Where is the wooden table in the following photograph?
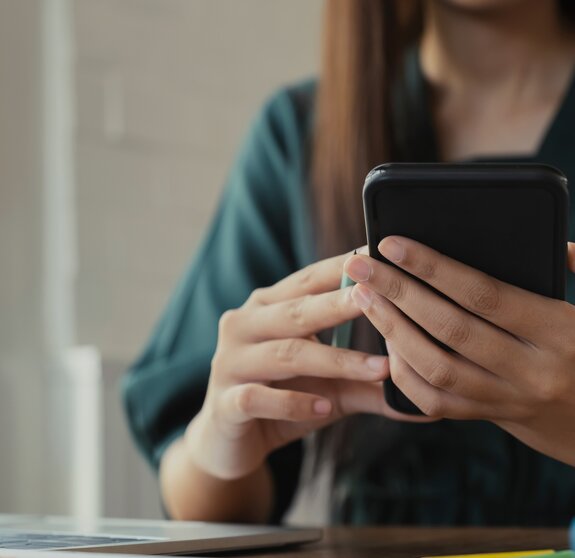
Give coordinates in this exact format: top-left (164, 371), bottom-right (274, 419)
top-left (252, 528), bottom-right (569, 558)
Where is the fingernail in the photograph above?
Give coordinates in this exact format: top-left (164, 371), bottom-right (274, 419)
top-left (366, 356), bottom-right (386, 374)
top-left (379, 238), bottom-right (404, 263)
top-left (345, 257), bottom-right (372, 282)
top-left (351, 284), bottom-right (373, 310)
top-left (313, 399), bottom-right (332, 415)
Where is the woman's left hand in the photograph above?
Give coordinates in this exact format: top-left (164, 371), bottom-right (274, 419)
top-left (344, 236), bottom-right (575, 467)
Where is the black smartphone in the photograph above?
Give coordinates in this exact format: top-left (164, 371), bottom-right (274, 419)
top-left (363, 163), bottom-right (569, 415)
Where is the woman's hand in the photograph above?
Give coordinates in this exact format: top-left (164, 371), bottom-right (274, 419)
top-left (344, 236), bottom-right (575, 467)
top-left (184, 251), bottom-right (430, 483)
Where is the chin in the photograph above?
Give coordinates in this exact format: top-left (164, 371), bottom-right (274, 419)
top-left (438, 0), bottom-right (531, 12)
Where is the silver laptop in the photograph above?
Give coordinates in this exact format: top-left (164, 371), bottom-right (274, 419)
top-left (0, 516), bottom-right (321, 554)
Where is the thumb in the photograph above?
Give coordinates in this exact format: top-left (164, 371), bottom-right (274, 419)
top-left (568, 242), bottom-right (575, 273)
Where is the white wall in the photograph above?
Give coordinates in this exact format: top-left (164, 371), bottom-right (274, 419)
top-left (0, 0), bottom-right (50, 513)
top-left (0, 0), bottom-right (78, 516)
top-left (74, 0), bottom-right (322, 362)
top-left (72, 0), bottom-right (322, 518)
top-left (0, 0), bottom-right (322, 518)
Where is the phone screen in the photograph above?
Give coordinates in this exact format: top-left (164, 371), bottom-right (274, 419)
top-left (373, 185), bottom-right (556, 297)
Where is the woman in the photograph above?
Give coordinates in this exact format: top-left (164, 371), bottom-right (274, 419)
top-left (123, 0), bottom-right (575, 526)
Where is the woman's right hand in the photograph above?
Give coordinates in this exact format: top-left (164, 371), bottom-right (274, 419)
top-left (183, 251), bottom-right (430, 482)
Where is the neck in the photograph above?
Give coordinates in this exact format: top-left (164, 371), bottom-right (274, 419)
top-left (420, 0), bottom-right (573, 90)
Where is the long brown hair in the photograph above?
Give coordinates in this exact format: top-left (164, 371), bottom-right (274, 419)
top-left (312, 0), bottom-right (575, 259)
top-left (309, 0), bottom-right (575, 500)
top-left (312, 0), bottom-right (422, 258)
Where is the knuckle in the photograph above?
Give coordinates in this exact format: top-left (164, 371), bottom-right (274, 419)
top-left (388, 358), bottom-right (446, 418)
top-left (330, 388), bottom-right (346, 418)
top-left (329, 290), bottom-right (344, 313)
top-left (281, 392), bottom-right (301, 420)
top-left (210, 352), bottom-right (224, 376)
top-left (211, 341), bottom-right (246, 383)
top-left (389, 367), bottom-right (402, 387)
top-left (236, 385), bottom-right (256, 416)
top-left (296, 265), bottom-right (315, 288)
top-left (218, 309), bottom-right (239, 336)
top-left (427, 360), bottom-right (457, 389)
top-left (464, 278), bottom-right (502, 315)
top-left (247, 287), bottom-right (268, 306)
top-left (419, 395), bottom-right (445, 418)
top-left (275, 338), bottom-right (304, 365)
top-left (287, 296), bottom-right (309, 327)
top-left (382, 275), bottom-right (406, 301)
top-left (506, 400), bottom-right (535, 422)
top-left (333, 349), bottom-right (348, 371)
top-left (534, 373), bottom-right (567, 404)
top-left (389, 356), bottom-right (407, 384)
top-left (378, 316), bottom-right (395, 338)
top-left (435, 314), bottom-right (471, 347)
top-left (417, 260), bottom-right (437, 281)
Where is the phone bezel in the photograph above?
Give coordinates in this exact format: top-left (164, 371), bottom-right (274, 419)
top-left (362, 162), bottom-right (569, 415)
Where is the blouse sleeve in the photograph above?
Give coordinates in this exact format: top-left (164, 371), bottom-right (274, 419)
top-left (122, 85), bottom-right (314, 523)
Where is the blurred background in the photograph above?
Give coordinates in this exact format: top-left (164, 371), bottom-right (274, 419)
top-left (0, 0), bottom-right (321, 519)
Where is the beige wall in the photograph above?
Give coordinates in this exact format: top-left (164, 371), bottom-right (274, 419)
top-left (0, 0), bottom-right (322, 519)
top-left (0, 0), bottom-right (53, 514)
top-left (74, 0), bottom-right (323, 363)
top-left (72, 0), bottom-right (323, 517)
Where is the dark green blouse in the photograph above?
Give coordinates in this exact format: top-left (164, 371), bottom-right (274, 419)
top-left (123, 70), bottom-right (575, 525)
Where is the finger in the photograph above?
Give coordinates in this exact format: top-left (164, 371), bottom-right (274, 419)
top-left (334, 378), bottom-right (438, 423)
top-left (241, 286), bottom-right (362, 341)
top-left (388, 347), bottom-right (492, 420)
top-left (246, 248), bottom-right (364, 308)
top-left (351, 285), bottom-right (511, 398)
top-left (278, 376), bottom-right (436, 424)
top-left (374, 236), bottom-right (561, 343)
top-left (225, 383), bottom-right (333, 424)
top-left (568, 242), bottom-right (575, 274)
top-left (233, 339), bottom-right (389, 383)
top-left (346, 256), bottom-right (531, 378)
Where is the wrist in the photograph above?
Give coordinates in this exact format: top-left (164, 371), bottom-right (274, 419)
top-left (181, 408), bottom-right (216, 473)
